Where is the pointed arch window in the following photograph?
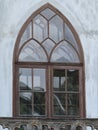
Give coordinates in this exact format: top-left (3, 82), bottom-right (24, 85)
top-left (13, 4), bottom-right (85, 118)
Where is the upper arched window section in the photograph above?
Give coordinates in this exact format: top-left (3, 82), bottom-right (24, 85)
top-left (15, 4), bottom-right (83, 64)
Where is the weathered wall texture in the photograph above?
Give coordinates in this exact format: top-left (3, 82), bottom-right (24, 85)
top-left (0, 0), bottom-right (98, 118)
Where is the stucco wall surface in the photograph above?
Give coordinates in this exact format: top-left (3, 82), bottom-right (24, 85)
top-left (0, 0), bottom-right (98, 118)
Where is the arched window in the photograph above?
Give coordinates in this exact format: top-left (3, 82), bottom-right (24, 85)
top-left (13, 4), bottom-right (85, 118)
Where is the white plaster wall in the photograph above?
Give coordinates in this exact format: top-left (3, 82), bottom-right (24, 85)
top-left (0, 0), bottom-right (98, 118)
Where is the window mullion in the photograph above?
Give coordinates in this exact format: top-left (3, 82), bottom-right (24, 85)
top-left (48, 65), bottom-right (52, 117)
top-left (32, 68), bottom-right (34, 116)
top-left (65, 69), bottom-right (68, 115)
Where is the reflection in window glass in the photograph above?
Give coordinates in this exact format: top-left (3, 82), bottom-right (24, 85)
top-left (34, 92), bottom-right (45, 115)
top-left (53, 69), bottom-right (66, 91)
top-left (19, 40), bottom-right (47, 62)
top-left (41, 8), bottom-right (55, 20)
top-left (42, 39), bottom-right (55, 55)
top-left (68, 93), bottom-right (79, 115)
top-left (51, 41), bottom-right (79, 63)
top-left (33, 69), bottom-right (46, 91)
top-left (49, 16), bottom-right (63, 43)
top-left (54, 93), bottom-right (66, 115)
top-left (19, 22), bottom-right (32, 49)
top-left (53, 69), bottom-right (79, 116)
top-left (64, 23), bottom-right (79, 51)
top-left (33, 15), bottom-right (48, 42)
top-left (20, 92), bottom-right (32, 115)
top-left (33, 69), bottom-right (46, 116)
top-left (67, 70), bottom-right (79, 91)
top-left (19, 68), bottom-right (32, 90)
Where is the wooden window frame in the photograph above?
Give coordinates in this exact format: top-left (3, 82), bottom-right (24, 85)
top-left (13, 3), bottom-right (85, 118)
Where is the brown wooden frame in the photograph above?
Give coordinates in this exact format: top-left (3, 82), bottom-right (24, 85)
top-left (13, 3), bottom-right (85, 118)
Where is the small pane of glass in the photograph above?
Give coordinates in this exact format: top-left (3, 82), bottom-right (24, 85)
top-left (54, 93), bottom-right (66, 115)
top-left (51, 41), bottom-right (79, 63)
top-left (19, 68), bottom-right (32, 90)
top-left (19, 40), bottom-right (47, 62)
top-left (67, 93), bottom-right (79, 115)
top-left (33, 69), bottom-right (46, 92)
top-left (68, 93), bottom-right (79, 106)
top-left (42, 39), bottom-right (55, 55)
top-left (20, 92), bottom-right (32, 115)
top-left (53, 69), bottom-right (66, 91)
top-left (19, 22), bottom-right (32, 49)
top-left (33, 15), bottom-right (48, 42)
top-left (68, 106), bottom-right (79, 115)
top-left (34, 92), bottom-right (45, 116)
top-left (67, 70), bottom-right (79, 91)
top-left (41, 8), bottom-right (55, 20)
top-left (64, 23), bottom-right (79, 51)
top-left (49, 16), bottom-right (64, 43)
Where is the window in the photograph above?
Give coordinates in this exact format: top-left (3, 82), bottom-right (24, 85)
top-left (13, 4), bottom-right (85, 118)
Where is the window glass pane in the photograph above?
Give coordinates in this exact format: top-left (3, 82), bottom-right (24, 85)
top-left (68, 106), bottom-right (79, 115)
top-left (41, 8), bottom-right (55, 20)
top-left (33, 15), bottom-right (48, 42)
top-left (49, 16), bottom-right (64, 43)
top-left (33, 69), bottom-right (46, 92)
top-left (53, 93), bottom-right (66, 115)
top-left (64, 23), bottom-right (79, 51)
top-left (42, 39), bottom-right (55, 55)
top-left (19, 22), bottom-right (32, 49)
top-left (51, 41), bottom-right (80, 63)
top-left (19, 68), bottom-right (32, 90)
top-left (20, 92), bottom-right (32, 115)
top-left (67, 70), bottom-right (79, 91)
top-left (19, 40), bottom-right (47, 62)
top-left (67, 93), bottom-right (79, 115)
top-left (34, 92), bottom-right (45, 116)
top-left (53, 69), bottom-right (66, 91)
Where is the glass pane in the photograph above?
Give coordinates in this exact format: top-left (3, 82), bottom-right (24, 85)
top-left (67, 70), bottom-right (79, 91)
top-left (64, 23), bottom-right (79, 51)
top-left (51, 41), bottom-right (80, 63)
top-left (42, 39), bottom-right (55, 55)
top-left (33, 69), bottom-right (46, 92)
top-left (54, 93), bottom-right (66, 115)
top-left (34, 92), bottom-right (45, 116)
top-left (19, 40), bottom-right (47, 62)
top-left (68, 93), bottom-right (79, 106)
top-left (68, 106), bottom-right (79, 115)
top-left (33, 15), bottom-right (48, 42)
top-left (20, 92), bottom-right (32, 115)
top-left (49, 16), bottom-right (64, 42)
top-left (53, 69), bottom-right (66, 91)
top-left (67, 93), bottom-right (79, 115)
top-left (41, 8), bottom-right (55, 20)
top-left (19, 68), bottom-right (32, 90)
top-left (19, 22), bottom-right (32, 49)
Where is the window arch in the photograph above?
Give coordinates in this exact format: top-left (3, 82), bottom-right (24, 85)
top-left (13, 3), bottom-right (85, 118)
